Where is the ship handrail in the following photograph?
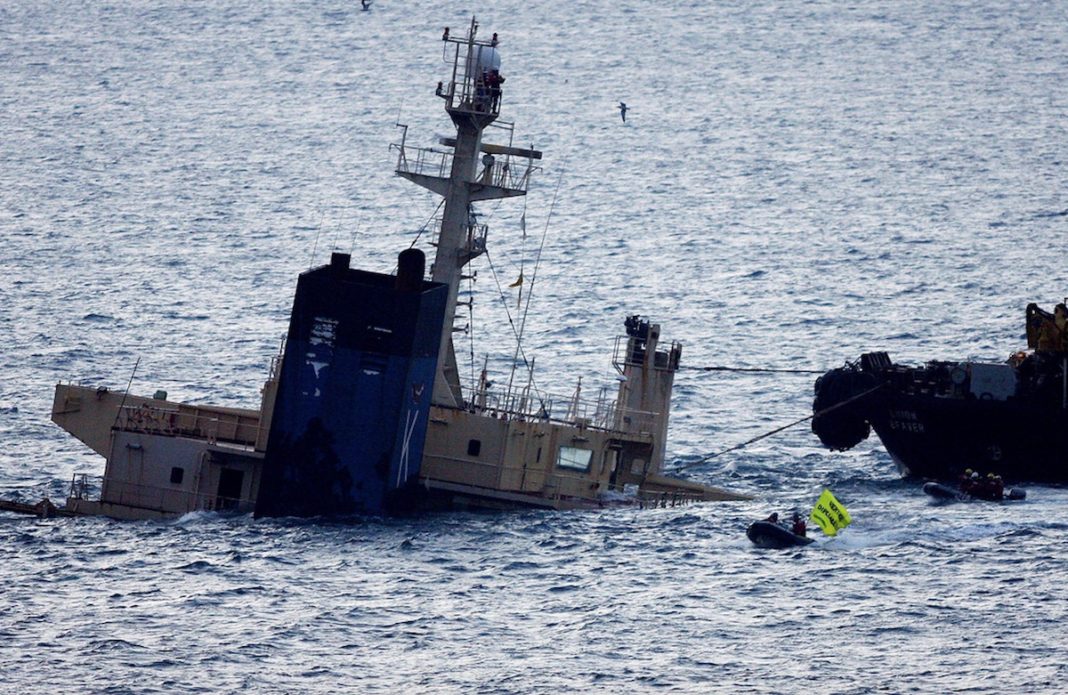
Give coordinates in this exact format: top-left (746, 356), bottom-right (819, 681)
top-left (422, 454), bottom-right (695, 501)
top-left (115, 402), bottom-right (261, 446)
top-left (426, 216), bottom-right (487, 261)
top-left (611, 334), bottom-right (683, 372)
top-left (392, 141), bottom-right (538, 193)
top-left (439, 26), bottom-right (504, 116)
top-left (97, 477), bottom-right (257, 515)
top-left (391, 143), bottom-right (451, 180)
top-left (267, 337), bottom-right (286, 380)
top-left (68, 472), bottom-right (101, 501)
top-left (458, 381), bottom-right (659, 434)
top-left (636, 489), bottom-right (707, 508)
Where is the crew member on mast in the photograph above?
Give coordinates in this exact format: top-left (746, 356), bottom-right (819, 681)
top-left (487, 69), bottom-right (504, 111)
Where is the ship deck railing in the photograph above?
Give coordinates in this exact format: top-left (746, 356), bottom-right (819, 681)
top-left (68, 473), bottom-right (256, 515)
top-left (391, 142), bottom-right (535, 193)
top-left (68, 472), bottom-right (99, 501)
top-left (114, 403), bottom-right (261, 447)
top-left (462, 382), bottom-right (660, 436)
top-left (420, 462), bottom-right (710, 510)
top-left (420, 458), bottom-right (705, 508)
top-left (437, 76), bottom-right (502, 117)
top-left (636, 489), bottom-right (709, 508)
top-left (611, 335), bottom-right (683, 372)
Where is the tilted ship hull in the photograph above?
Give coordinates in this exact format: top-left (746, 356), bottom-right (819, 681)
top-left (40, 19), bottom-right (747, 521)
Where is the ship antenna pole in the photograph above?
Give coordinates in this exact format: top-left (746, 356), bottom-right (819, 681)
top-left (308, 210), bottom-right (325, 268)
top-left (111, 356), bottom-right (141, 431)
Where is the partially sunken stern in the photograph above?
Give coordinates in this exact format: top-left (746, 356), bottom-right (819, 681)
top-left (255, 250), bottom-right (448, 517)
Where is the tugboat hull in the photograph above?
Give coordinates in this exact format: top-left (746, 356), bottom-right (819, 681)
top-left (869, 392), bottom-right (1068, 482)
top-left (813, 349), bottom-right (1068, 484)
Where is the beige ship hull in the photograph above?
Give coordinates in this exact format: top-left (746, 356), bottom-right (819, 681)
top-left (50, 382), bottom-right (747, 520)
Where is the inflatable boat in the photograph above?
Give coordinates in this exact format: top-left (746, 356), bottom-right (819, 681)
top-left (746, 520), bottom-right (815, 548)
top-left (922, 481), bottom-right (1026, 502)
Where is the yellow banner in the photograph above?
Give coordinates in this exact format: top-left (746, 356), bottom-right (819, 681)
top-left (809, 489), bottom-right (852, 537)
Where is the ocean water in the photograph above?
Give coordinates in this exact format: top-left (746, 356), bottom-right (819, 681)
top-left (2, 1), bottom-right (1067, 692)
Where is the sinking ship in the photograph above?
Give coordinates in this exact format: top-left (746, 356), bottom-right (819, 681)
top-left (41, 20), bottom-right (746, 521)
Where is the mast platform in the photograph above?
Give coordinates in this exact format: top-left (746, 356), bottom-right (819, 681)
top-left (392, 135), bottom-right (540, 201)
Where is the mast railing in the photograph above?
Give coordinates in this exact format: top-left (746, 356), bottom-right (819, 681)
top-left (611, 335), bottom-right (683, 372)
top-left (439, 20), bottom-right (503, 116)
top-left (392, 144), bottom-right (452, 180)
top-left (427, 216), bottom-right (487, 262)
top-left (392, 141), bottom-right (537, 193)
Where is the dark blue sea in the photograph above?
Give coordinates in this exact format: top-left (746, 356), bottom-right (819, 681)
top-left (3, 1), bottom-right (1067, 692)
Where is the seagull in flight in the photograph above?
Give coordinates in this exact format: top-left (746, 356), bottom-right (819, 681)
top-left (618, 101), bottom-right (628, 122)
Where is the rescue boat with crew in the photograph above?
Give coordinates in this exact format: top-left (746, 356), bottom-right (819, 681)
top-left (746, 520), bottom-right (814, 549)
top-left (921, 481), bottom-right (1026, 503)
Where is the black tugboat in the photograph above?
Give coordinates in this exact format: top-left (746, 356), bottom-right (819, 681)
top-left (811, 302), bottom-right (1068, 483)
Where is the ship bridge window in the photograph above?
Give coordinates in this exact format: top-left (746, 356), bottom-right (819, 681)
top-left (557, 446), bottom-right (592, 472)
top-left (170, 467), bottom-right (185, 485)
top-left (467, 439), bottom-right (481, 457)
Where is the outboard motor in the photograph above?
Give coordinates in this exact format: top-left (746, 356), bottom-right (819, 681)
top-left (811, 357), bottom-right (883, 451)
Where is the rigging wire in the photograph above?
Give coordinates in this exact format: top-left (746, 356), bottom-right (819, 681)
top-left (482, 248), bottom-right (532, 370)
top-left (308, 210), bottom-right (326, 268)
top-left (462, 155), bottom-right (533, 393)
top-left (505, 162), bottom-right (568, 401)
top-left (407, 198), bottom-right (446, 250)
top-left (680, 365), bottom-right (827, 375)
top-left (305, 118), bottom-right (376, 268)
top-left (111, 357), bottom-right (142, 431)
top-left (676, 381), bottom-right (886, 469)
top-left (391, 198), bottom-right (447, 276)
top-left (347, 218), bottom-right (362, 256)
top-left (328, 222), bottom-right (342, 254)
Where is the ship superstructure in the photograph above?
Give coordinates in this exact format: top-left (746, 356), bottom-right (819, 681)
top-left (45, 20), bottom-right (746, 520)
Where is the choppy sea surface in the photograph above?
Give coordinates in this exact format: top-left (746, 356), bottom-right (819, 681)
top-left (3, 1), bottom-right (1067, 692)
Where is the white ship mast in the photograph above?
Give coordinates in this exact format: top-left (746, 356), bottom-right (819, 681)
top-left (393, 17), bottom-right (541, 407)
